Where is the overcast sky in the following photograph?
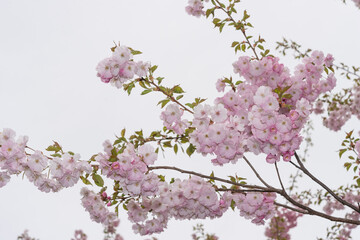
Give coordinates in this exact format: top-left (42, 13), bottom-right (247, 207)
top-left (0, 0), bottom-right (360, 239)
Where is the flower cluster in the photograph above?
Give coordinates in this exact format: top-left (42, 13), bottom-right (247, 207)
top-left (96, 45), bottom-right (150, 88)
top-left (129, 176), bottom-right (228, 236)
top-left (187, 51), bottom-right (335, 164)
top-left (95, 138), bottom-right (278, 236)
top-left (223, 191), bottom-right (276, 225)
top-left (185, 0), bottom-right (208, 17)
top-left (160, 104), bottom-right (189, 135)
top-left (264, 207), bottom-right (302, 240)
top-left (71, 230), bottom-right (88, 240)
top-left (0, 128), bottom-right (91, 192)
top-left (96, 142), bottom-right (160, 197)
top-left (323, 191), bottom-right (360, 239)
top-left (317, 86), bottom-right (360, 131)
top-left (81, 188), bottom-right (120, 232)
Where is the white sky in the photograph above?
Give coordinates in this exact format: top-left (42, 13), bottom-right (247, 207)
top-left (0, 0), bottom-right (360, 239)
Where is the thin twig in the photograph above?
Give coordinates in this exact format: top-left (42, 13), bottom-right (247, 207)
top-left (144, 78), bottom-right (194, 114)
top-left (214, 0), bottom-right (260, 60)
top-left (274, 162), bottom-right (286, 192)
top-left (294, 151), bottom-right (360, 213)
top-left (243, 156), bottom-right (272, 189)
top-left (148, 164), bottom-right (360, 225)
top-left (148, 165), bottom-right (278, 192)
top-left (217, 188), bottom-right (279, 193)
top-left (274, 202), bottom-right (307, 215)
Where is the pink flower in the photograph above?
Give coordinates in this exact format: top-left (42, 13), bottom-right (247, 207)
top-left (216, 78), bottom-right (226, 92)
top-left (249, 61), bottom-right (265, 77)
top-left (27, 151), bottom-right (48, 173)
top-left (135, 61), bottom-right (150, 77)
top-left (138, 144), bottom-right (157, 165)
top-left (253, 86), bottom-right (273, 106)
top-left (296, 98), bottom-right (311, 117)
top-left (96, 58), bottom-right (113, 83)
top-left (266, 154), bottom-right (280, 164)
top-left (112, 46), bottom-right (132, 65)
top-left (0, 171), bottom-right (10, 188)
top-left (210, 104), bottom-right (228, 122)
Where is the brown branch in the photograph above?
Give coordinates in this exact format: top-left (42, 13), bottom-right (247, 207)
top-left (243, 156), bottom-right (273, 189)
top-left (148, 164), bottom-right (360, 225)
top-left (148, 165), bottom-right (280, 192)
top-left (217, 188), bottom-right (279, 193)
top-left (274, 162), bottom-right (286, 192)
top-left (274, 202), bottom-right (307, 215)
top-left (145, 78), bottom-right (194, 114)
top-left (294, 151), bottom-right (360, 213)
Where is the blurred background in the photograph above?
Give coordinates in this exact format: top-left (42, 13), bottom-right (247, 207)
top-left (0, 0), bottom-right (359, 239)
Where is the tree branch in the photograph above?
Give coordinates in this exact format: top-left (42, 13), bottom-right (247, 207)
top-left (214, 0), bottom-right (260, 60)
top-left (148, 164), bottom-right (360, 225)
top-left (294, 151), bottom-right (360, 213)
top-left (148, 165), bottom-right (279, 192)
top-left (243, 155), bottom-right (273, 189)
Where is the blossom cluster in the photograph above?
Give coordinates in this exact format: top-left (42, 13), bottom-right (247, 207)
top-left (160, 104), bottom-right (189, 135)
top-left (129, 176), bottom-right (228, 235)
top-left (264, 207), bottom-right (302, 239)
top-left (315, 85), bottom-right (360, 131)
top-left (81, 188), bottom-right (121, 234)
top-left (185, 51), bottom-right (336, 164)
top-left (323, 191), bottom-right (360, 239)
top-left (185, 0), bottom-right (209, 17)
top-left (128, 177), bottom-right (276, 235)
top-left (0, 128), bottom-right (91, 192)
top-left (223, 191), bottom-right (276, 225)
top-left (94, 139), bottom-right (276, 235)
top-left (96, 141), bottom-right (159, 197)
top-left (96, 45), bottom-right (150, 89)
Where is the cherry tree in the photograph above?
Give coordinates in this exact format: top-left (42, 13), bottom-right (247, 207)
top-left (1, 0), bottom-right (360, 239)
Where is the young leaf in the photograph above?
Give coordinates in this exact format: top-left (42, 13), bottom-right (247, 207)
top-left (92, 174), bottom-right (104, 187)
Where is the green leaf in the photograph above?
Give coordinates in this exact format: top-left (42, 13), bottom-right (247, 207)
top-left (231, 41), bottom-right (239, 48)
top-left (50, 153), bottom-right (62, 157)
top-left (213, 18), bottom-right (220, 24)
top-left (163, 141), bottom-right (172, 148)
top-left (356, 178), bottom-right (360, 187)
top-left (158, 99), bottom-right (170, 108)
top-left (158, 175), bottom-right (166, 182)
top-left (176, 95), bottom-right (183, 100)
top-left (344, 162), bottom-right (351, 171)
top-left (123, 203), bottom-right (128, 211)
top-left (206, 8), bottom-right (214, 18)
top-left (173, 144), bottom-right (178, 154)
top-left (141, 89), bottom-right (152, 95)
top-left (121, 128), bottom-right (126, 137)
top-left (339, 148), bottom-right (347, 158)
top-left (92, 174), bottom-right (104, 187)
top-left (241, 44), bottom-right (246, 52)
top-left (46, 141), bottom-right (62, 153)
top-left (230, 199), bottom-right (236, 211)
top-left (156, 77), bottom-right (164, 84)
top-left (186, 144), bottom-right (196, 157)
top-left (150, 65), bottom-right (158, 73)
top-left (173, 85), bottom-right (184, 93)
top-left (257, 44), bottom-right (264, 50)
top-left (219, 23), bottom-right (225, 33)
top-left (80, 176), bottom-right (92, 185)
